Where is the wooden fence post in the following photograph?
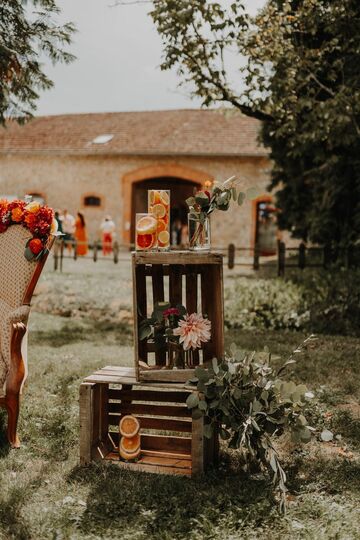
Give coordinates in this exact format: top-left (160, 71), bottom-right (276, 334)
top-left (277, 240), bottom-right (286, 277)
top-left (73, 240), bottom-right (77, 261)
top-left (228, 243), bottom-right (235, 270)
top-left (113, 241), bottom-right (119, 264)
top-left (59, 239), bottom-right (64, 272)
top-left (93, 241), bottom-right (98, 262)
top-left (298, 242), bottom-right (306, 270)
top-left (253, 243), bottom-right (260, 271)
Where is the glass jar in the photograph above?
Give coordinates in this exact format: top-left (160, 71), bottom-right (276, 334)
top-left (188, 214), bottom-right (211, 251)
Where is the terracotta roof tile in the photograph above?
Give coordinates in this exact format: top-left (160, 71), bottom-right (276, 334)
top-left (0, 109), bottom-right (267, 157)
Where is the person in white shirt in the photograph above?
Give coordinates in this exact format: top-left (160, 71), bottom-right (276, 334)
top-left (62, 209), bottom-right (76, 253)
top-left (100, 216), bottom-right (116, 255)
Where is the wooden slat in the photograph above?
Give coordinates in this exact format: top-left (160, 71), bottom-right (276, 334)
top-left (152, 265), bottom-right (167, 366)
top-left (133, 251), bottom-right (223, 265)
top-left (108, 402), bottom-right (190, 417)
top-left (169, 265), bottom-right (183, 306)
top-left (140, 368), bottom-right (195, 383)
top-left (185, 266), bottom-right (199, 365)
top-left (109, 415), bottom-right (192, 439)
top-left (108, 388), bottom-right (191, 403)
top-left (79, 383), bottom-right (95, 465)
top-left (141, 434), bottom-right (191, 454)
top-left (84, 374), bottom-right (137, 384)
top-left (104, 453), bottom-right (192, 476)
top-left (133, 261), bottom-right (148, 376)
top-left (191, 416), bottom-right (204, 475)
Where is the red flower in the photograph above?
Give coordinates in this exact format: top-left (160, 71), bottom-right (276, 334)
top-left (204, 190), bottom-right (211, 200)
top-left (163, 307), bottom-right (180, 318)
top-left (29, 238), bottom-right (44, 255)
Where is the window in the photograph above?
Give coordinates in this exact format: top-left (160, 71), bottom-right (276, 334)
top-left (84, 195), bottom-right (101, 207)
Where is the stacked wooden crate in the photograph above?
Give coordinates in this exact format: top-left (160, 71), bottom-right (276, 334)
top-left (79, 252), bottom-right (224, 476)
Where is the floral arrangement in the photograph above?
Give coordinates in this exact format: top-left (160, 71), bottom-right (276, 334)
top-left (139, 302), bottom-right (211, 369)
top-left (186, 336), bottom-right (317, 512)
top-left (186, 177), bottom-right (262, 248)
top-left (0, 198), bottom-right (58, 261)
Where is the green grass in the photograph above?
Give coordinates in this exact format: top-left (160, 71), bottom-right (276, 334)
top-left (0, 312), bottom-right (359, 539)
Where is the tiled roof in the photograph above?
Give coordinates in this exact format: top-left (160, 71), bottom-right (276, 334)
top-left (0, 109), bottom-right (267, 157)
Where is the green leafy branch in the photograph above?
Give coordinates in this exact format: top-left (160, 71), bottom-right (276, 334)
top-left (186, 335), bottom-right (317, 511)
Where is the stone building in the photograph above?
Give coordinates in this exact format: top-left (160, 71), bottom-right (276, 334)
top-left (0, 109), bottom-right (279, 250)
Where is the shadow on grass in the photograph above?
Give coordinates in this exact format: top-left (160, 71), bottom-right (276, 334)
top-left (0, 410), bottom-right (10, 458)
top-left (64, 450), bottom-right (360, 539)
top-left (67, 464), bottom-right (275, 539)
top-left (32, 320), bottom-right (133, 347)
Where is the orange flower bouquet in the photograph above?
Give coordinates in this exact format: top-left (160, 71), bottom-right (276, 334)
top-left (0, 198), bottom-right (58, 261)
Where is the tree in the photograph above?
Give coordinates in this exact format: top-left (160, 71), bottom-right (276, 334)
top-left (0, 0), bottom-right (75, 125)
top-left (150, 0), bottom-right (360, 248)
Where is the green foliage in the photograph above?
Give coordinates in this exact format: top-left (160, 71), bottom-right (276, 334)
top-left (0, 1), bottom-right (75, 124)
top-left (151, 0), bottom-right (360, 248)
top-left (187, 338), bottom-right (316, 511)
top-left (225, 269), bottom-right (360, 335)
top-left (225, 277), bottom-right (310, 330)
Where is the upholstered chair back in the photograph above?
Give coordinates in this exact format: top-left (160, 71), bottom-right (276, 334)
top-left (0, 226), bottom-right (39, 397)
top-left (0, 226), bottom-right (37, 309)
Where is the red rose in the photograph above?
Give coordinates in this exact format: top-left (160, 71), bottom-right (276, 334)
top-left (204, 190), bottom-right (211, 200)
top-left (163, 307), bottom-right (180, 318)
top-left (29, 238), bottom-right (44, 255)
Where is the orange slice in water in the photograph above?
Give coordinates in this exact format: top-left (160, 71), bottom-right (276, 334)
top-left (152, 203), bottom-right (166, 219)
top-left (158, 230), bottom-right (170, 247)
top-left (136, 215), bottom-right (157, 235)
top-left (149, 190), bottom-right (161, 206)
top-left (157, 219), bottom-right (167, 234)
top-left (160, 191), bottom-right (170, 206)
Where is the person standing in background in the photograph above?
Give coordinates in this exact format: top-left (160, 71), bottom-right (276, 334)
top-left (100, 216), bottom-right (116, 255)
top-left (62, 209), bottom-right (76, 253)
top-left (75, 212), bottom-right (88, 256)
top-left (54, 210), bottom-right (63, 234)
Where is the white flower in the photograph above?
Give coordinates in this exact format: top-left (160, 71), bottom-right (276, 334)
top-left (173, 313), bottom-right (211, 350)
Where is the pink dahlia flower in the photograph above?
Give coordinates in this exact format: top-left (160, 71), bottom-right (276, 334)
top-left (173, 313), bottom-right (211, 350)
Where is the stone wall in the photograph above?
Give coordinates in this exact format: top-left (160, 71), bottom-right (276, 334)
top-left (0, 152), bottom-right (297, 248)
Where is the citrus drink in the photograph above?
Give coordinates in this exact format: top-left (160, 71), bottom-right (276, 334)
top-left (148, 190), bottom-right (170, 250)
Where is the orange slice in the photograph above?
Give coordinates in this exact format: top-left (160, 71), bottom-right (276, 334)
top-left (119, 415), bottom-right (140, 438)
top-left (160, 191), bottom-right (170, 206)
top-left (120, 434), bottom-right (140, 453)
top-left (119, 445), bottom-right (141, 461)
top-left (149, 190), bottom-right (161, 206)
top-left (158, 230), bottom-right (170, 247)
top-left (152, 203), bottom-right (166, 219)
top-left (157, 219), bottom-right (167, 234)
top-left (136, 233), bottom-right (155, 250)
top-left (136, 215), bottom-right (157, 235)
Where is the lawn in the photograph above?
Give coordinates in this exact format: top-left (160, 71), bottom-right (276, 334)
top-left (0, 258), bottom-right (359, 539)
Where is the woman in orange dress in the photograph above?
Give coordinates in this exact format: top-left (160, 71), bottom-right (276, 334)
top-left (75, 212), bottom-right (88, 256)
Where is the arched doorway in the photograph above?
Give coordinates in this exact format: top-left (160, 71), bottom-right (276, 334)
top-left (122, 163), bottom-right (213, 244)
top-left (252, 196), bottom-right (279, 256)
top-left (131, 177), bottom-right (200, 244)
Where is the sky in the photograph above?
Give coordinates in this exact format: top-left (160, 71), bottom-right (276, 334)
top-left (36, 0), bottom-right (266, 116)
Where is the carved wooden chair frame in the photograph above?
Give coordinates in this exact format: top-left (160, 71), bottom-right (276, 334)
top-left (0, 236), bottom-right (54, 448)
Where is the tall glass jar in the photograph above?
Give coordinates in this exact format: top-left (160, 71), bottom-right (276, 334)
top-left (188, 213), bottom-right (211, 251)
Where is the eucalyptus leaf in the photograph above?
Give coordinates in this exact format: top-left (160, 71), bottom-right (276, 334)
top-left (186, 393), bottom-right (199, 409)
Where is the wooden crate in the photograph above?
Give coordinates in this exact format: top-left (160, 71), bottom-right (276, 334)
top-left (79, 366), bottom-right (218, 476)
top-left (132, 251), bottom-right (224, 383)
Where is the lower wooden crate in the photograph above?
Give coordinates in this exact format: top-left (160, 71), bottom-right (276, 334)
top-left (79, 366), bottom-right (218, 476)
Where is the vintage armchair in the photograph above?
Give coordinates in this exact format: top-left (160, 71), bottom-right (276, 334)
top-left (0, 225), bottom-right (53, 448)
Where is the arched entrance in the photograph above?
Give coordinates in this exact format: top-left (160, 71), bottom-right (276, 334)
top-left (122, 163), bottom-right (213, 244)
